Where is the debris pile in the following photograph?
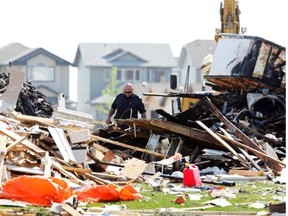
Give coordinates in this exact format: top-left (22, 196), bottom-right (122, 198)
top-left (0, 112), bottom-right (143, 214)
top-left (94, 35), bottom-right (286, 177)
top-left (0, 35), bottom-right (285, 215)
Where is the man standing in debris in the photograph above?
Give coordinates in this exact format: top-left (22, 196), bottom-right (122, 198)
top-left (105, 82), bottom-right (147, 125)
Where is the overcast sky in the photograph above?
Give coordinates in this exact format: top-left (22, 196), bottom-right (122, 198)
top-left (1, 0), bottom-right (287, 63)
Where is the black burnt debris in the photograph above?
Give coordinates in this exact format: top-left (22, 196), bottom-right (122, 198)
top-left (15, 81), bottom-right (54, 118)
top-left (0, 71), bottom-right (54, 118)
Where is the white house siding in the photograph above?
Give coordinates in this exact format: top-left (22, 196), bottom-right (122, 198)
top-left (76, 57), bottom-right (93, 116)
top-left (178, 40), bottom-right (216, 92)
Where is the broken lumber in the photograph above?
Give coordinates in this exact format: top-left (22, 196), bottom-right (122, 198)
top-left (219, 127), bottom-right (262, 171)
top-left (51, 160), bottom-right (88, 185)
top-left (196, 120), bottom-right (249, 169)
top-left (6, 134), bottom-right (29, 152)
top-left (61, 203), bottom-right (83, 216)
top-left (217, 133), bottom-right (285, 172)
top-left (90, 134), bottom-right (167, 158)
top-left (205, 97), bottom-right (285, 172)
top-left (0, 126), bottom-right (45, 155)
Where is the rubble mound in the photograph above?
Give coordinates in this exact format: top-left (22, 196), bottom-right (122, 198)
top-left (15, 81), bottom-right (54, 117)
top-left (0, 71), bottom-right (54, 117)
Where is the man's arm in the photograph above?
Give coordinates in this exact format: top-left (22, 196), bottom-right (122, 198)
top-left (106, 108), bottom-right (115, 124)
top-left (138, 96), bottom-right (147, 119)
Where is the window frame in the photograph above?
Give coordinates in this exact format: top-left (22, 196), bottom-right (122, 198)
top-left (27, 62), bottom-right (55, 82)
top-left (116, 68), bottom-right (141, 82)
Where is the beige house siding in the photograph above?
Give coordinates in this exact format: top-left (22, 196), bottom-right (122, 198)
top-left (0, 43), bottom-right (72, 106)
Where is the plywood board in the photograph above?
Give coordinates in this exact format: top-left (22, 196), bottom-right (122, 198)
top-left (120, 158), bottom-right (147, 180)
top-left (69, 129), bottom-right (90, 144)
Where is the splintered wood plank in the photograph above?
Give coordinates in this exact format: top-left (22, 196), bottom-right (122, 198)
top-left (91, 134), bottom-right (166, 158)
top-left (52, 107), bottom-right (93, 123)
top-left (13, 113), bottom-right (56, 126)
top-left (148, 120), bottom-right (222, 147)
top-left (51, 160), bottom-right (87, 185)
top-left (120, 158), bottom-right (147, 180)
top-left (205, 76), bottom-right (276, 90)
top-left (219, 127), bottom-right (262, 171)
top-left (229, 169), bottom-right (264, 176)
top-left (0, 126), bottom-right (45, 155)
top-left (48, 127), bottom-right (76, 162)
top-left (196, 120), bottom-right (249, 169)
top-left (61, 203), bottom-right (83, 216)
top-left (6, 134), bottom-right (29, 152)
top-left (61, 165), bottom-right (92, 174)
top-left (217, 133), bottom-right (286, 168)
top-left (83, 173), bottom-right (110, 185)
top-left (205, 97), bottom-right (285, 172)
top-left (99, 150), bottom-right (115, 170)
top-left (205, 97), bottom-right (265, 153)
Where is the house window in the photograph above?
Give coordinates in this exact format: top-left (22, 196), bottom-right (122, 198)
top-left (150, 70), bottom-right (166, 82)
top-left (124, 69), bottom-right (134, 80)
top-left (27, 62), bottom-right (55, 81)
top-left (135, 70), bottom-right (140, 80)
top-left (116, 68), bottom-right (141, 82)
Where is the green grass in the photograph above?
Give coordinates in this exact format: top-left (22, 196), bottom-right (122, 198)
top-left (0, 206), bottom-right (52, 216)
top-left (0, 180), bottom-right (285, 215)
top-left (85, 180), bottom-right (286, 213)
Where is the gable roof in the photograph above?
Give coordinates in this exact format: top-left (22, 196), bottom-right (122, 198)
top-left (178, 39), bottom-right (216, 67)
top-left (0, 43), bottom-right (71, 66)
top-left (0, 43), bottom-right (29, 65)
top-left (73, 43), bottom-right (176, 67)
top-left (103, 48), bottom-right (147, 62)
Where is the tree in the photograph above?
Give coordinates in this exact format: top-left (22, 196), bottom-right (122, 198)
top-left (96, 67), bottom-right (121, 117)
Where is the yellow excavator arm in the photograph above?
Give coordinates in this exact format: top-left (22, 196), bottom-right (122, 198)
top-left (221, 0), bottom-right (240, 33)
top-left (215, 0), bottom-right (241, 41)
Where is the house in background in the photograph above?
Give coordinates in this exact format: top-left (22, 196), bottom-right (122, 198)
top-left (0, 41), bottom-right (217, 120)
top-left (73, 43), bottom-right (177, 121)
top-left (177, 40), bottom-right (216, 92)
top-left (0, 43), bottom-right (73, 108)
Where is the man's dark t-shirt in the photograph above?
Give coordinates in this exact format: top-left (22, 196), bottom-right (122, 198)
top-left (111, 93), bottom-right (146, 119)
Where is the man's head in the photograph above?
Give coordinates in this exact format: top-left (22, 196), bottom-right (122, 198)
top-left (123, 83), bottom-right (134, 97)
